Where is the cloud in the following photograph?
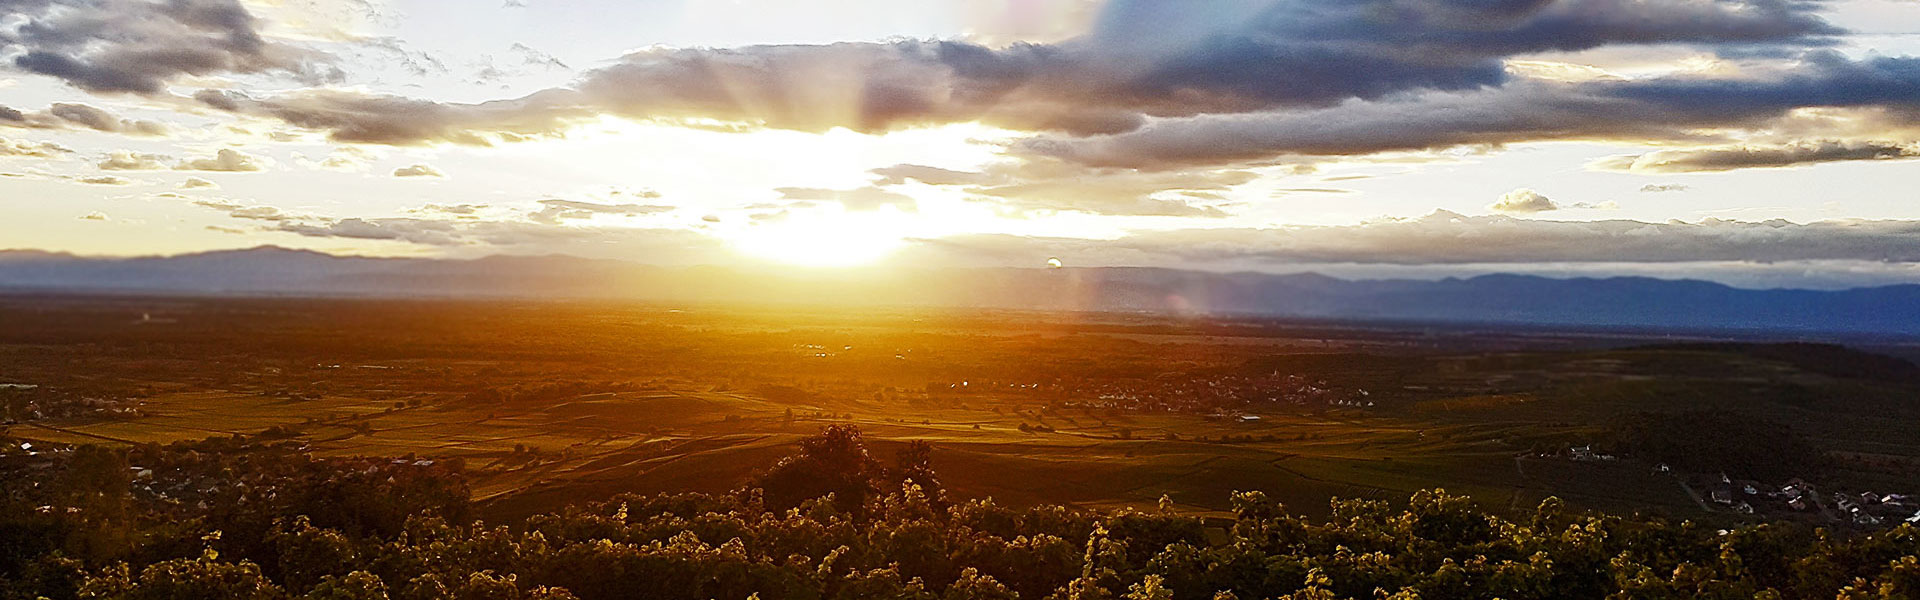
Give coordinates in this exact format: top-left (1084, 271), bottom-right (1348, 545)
top-left (392, 163), bottom-right (444, 177)
top-left (1488, 188), bottom-right (1559, 213)
top-left (76, 175), bottom-right (132, 185)
top-left (293, 146), bottom-right (378, 171)
top-left (870, 159), bottom-right (1251, 217)
top-left (354, 36), bottom-right (448, 78)
top-left (98, 151), bottom-right (171, 171)
top-left (964, 173), bottom-right (1241, 217)
top-left (510, 43), bottom-right (568, 70)
top-left (175, 148), bottom-right (268, 172)
top-left (191, 198), bottom-right (293, 221)
top-left (1015, 53), bottom-right (1920, 170)
top-left (1593, 140), bottom-right (1919, 173)
top-left (869, 164), bottom-right (1002, 186)
top-left (0, 137), bottom-right (70, 158)
top-left (413, 203), bottom-right (486, 215)
top-left (776, 187), bottom-right (917, 212)
top-left (188, 195), bottom-right (685, 248)
top-left (79, 211), bottom-right (107, 221)
top-left (199, 88), bottom-right (588, 146)
top-left (470, 43), bottom-right (572, 84)
top-left (528, 198), bottom-right (674, 223)
top-left (179, 177), bottom-right (219, 189)
top-left (273, 217), bottom-right (465, 245)
top-left (1, 0), bottom-right (335, 94)
top-left (198, 0), bottom-right (1844, 147)
top-left (896, 211), bottom-right (1920, 267)
top-left (1640, 183), bottom-right (1690, 193)
top-left (262, 215), bottom-right (726, 262)
top-left (0, 103), bottom-right (173, 136)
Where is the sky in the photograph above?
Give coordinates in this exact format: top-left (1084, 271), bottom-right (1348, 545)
top-left (5, 0), bottom-right (1920, 288)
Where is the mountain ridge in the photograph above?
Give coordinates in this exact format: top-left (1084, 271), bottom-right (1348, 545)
top-left (4, 246), bottom-right (1919, 334)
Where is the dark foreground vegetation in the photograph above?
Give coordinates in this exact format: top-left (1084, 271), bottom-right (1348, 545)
top-left (5, 425), bottom-right (1918, 600)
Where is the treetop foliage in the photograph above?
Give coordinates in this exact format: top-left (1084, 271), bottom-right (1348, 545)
top-left (2, 426), bottom-right (1916, 600)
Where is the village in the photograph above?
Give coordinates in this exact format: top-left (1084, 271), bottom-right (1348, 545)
top-left (1546, 442), bottom-right (1920, 529)
top-left (0, 430), bottom-right (464, 527)
top-left (1, 382), bottom-right (144, 424)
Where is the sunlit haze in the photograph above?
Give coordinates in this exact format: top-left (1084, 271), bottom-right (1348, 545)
top-left (9, 4), bottom-right (1920, 597)
top-left (5, 0), bottom-right (1920, 287)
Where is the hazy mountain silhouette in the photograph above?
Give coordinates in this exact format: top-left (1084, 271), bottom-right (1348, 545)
top-left (4, 246), bottom-right (1919, 334)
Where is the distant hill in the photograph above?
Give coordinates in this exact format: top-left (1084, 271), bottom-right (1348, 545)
top-left (4, 246), bottom-right (1920, 334)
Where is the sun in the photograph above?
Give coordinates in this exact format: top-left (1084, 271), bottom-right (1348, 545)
top-left (728, 211), bottom-right (909, 267)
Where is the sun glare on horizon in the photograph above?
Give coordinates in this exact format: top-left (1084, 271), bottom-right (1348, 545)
top-left (727, 211), bottom-right (912, 267)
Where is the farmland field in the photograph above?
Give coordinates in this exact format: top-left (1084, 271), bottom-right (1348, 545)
top-left (5, 294), bottom-right (1918, 523)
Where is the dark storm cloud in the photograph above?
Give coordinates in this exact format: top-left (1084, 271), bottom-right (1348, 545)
top-left (199, 0), bottom-right (1843, 146)
top-left (1607, 52), bottom-right (1920, 117)
top-left (1, 0), bottom-right (333, 94)
top-left (1018, 53), bottom-right (1920, 169)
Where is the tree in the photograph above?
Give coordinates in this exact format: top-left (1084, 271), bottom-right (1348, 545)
top-left (942, 568), bottom-right (1016, 600)
top-left (304, 571), bottom-right (389, 600)
top-left (753, 425), bottom-right (883, 513)
top-left (58, 445), bottom-right (133, 563)
top-left (270, 516), bottom-right (358, 593)
top-left (1123, 575), bottom-right (1173, 600)
top-left (82, 555), bottom-right (282, 600)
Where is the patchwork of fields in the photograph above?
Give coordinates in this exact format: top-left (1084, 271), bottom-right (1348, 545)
top-left (5, 296), bottom-right (1917, 523)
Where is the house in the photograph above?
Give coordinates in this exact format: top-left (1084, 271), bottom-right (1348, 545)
top-left (1653, 463), bottom-right (1671, 474)
top-left (1788, 497), bottom-right (1810, 511)
top-left (1734, 502), bottom-right (1755, 515)
top-left (1711, 488), bottom-right (1734, 505)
